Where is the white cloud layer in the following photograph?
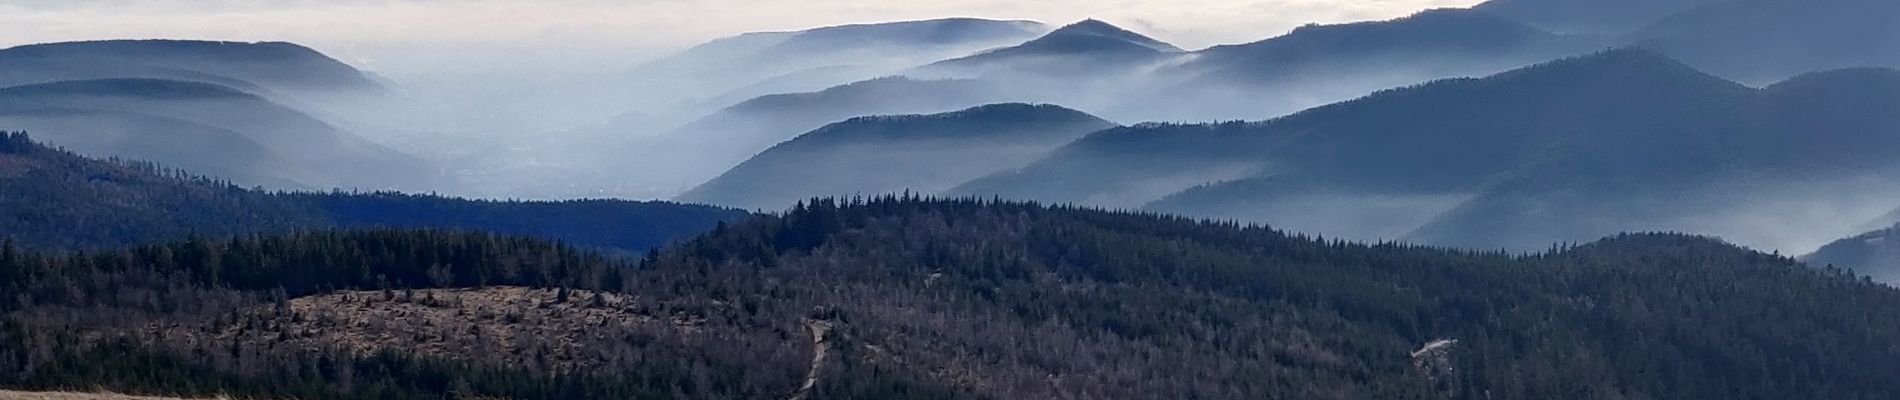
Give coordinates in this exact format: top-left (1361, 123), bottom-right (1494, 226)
top-left (0, 0), bottom-right (1480, 77)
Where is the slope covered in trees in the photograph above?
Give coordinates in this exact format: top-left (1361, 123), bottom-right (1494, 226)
top-left (678, 104), bottom-right (1116, 210)
top-left (0, 230), bottom-right (852, 400)
top-left (0, 131), bottom-right (746, 252)
top-left (8, 197), bottom-right (1900, 399)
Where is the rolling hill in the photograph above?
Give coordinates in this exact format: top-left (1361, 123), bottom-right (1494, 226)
top-left (0, 78), bottom-right (431, 190)
top-left (678, 104), bottom-right (1116, 210)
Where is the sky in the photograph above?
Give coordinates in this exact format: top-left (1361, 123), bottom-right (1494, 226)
top-left (0, 0), bottom-right (1482, 78)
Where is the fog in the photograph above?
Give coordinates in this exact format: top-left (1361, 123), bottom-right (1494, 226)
top-left (0, 1), bottom-right (1484, 64)
top-left (3, 0), bottom-right (1898, 259)
top-left (0, 0), bottom-right (1479, 139)
top-left (0, 0), bottom-right (1541, 208)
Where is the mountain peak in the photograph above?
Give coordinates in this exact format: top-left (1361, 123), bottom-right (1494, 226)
top-left (1042, 19), bottom-right (1183, 53)
top-left (919, 18), bottom-right (1183, 74)
top-left (1054, 19), bottom-right (1119, 33)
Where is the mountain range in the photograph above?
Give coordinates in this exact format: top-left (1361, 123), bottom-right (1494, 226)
top-left (0, 78), bottom-right (430, 190)
top-left (602, 77), bottom-right (1035, 198)
top-left (571, 0), bottom-right (1898, 208)
top-left (1125, 8), bottom-right (1595, 122)
top-left (957, 50), bottom-right (1900, 252)
top-left (667, 0), bottom-right (1898, 128)
top-left (607, 18), bottom-right (1048, 129)
top-left (596, 12), bottom-right (1582, 199)
top-left (1629, 0), bottom-right (1900, 83)
top-left (0, 40), bottom-right (441, 191)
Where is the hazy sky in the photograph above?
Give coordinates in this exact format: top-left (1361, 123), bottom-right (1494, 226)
top-left (0, 0), bottom-right (1482, 77)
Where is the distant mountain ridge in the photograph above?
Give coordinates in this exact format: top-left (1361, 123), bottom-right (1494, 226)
top-left (614, 18), bottom-right (1047, 118)
top-left (1111, 8), bottom-right (1595, 122)
top-left (0, 78), bottom-right (430, 190)
top-left (601, 77), bottom-right (1036, 199)
top-left (678, 103), bottom-right (1116, 209)
top-left (957, 50), bottom-right (1900, 252)
top-left (0, 39), bottom-right (454, 193)
top-left (1809, 222), bottom-right (1900, 284)
top-left (1629, 0), bottom-right (1900, 83)
top-left (1474, 0), bottom-right (1732, 34)
top-left (0, 40), bottom-right (385, 95)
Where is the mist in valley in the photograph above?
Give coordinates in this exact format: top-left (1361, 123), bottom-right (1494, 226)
top-left (1, 0), bottom-right (1898, 273)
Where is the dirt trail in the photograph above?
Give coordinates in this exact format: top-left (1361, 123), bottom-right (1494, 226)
top-left (789, 319), bottom-right (835, 400)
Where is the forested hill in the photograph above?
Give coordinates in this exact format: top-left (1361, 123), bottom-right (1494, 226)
top-left (0, 131), bottom-right (748, 252)
top-left (11, 196), bottom-right (1900, 399)
top-left (644, 197), bottom-right (1900, 399)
